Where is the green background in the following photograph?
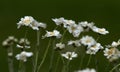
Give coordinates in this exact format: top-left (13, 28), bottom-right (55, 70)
top-left (0, 0), bottom-right (120, 72)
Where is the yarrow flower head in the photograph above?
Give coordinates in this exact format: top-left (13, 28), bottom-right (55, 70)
top-left (55, 42), bottom-right (65, 50)
top-left (104, 39), bottom-right (120, 62)
top-left (63, 19), bottom-right (75, 28)
top-left (80, 36), bottom-right (96, 47)
top-left (75, 68), bottom-right (96, 72)
top-left (104, 47), bottom-right (120, 62)
top-left (15, 51), bottom-right (33, 62)
top-left (68, 40), bottom-right (81, 47)
top-left (92, 26), bottom-right (109, 35)
top-left (86, 43), bottom-right (103, 55)
top-left (67, 24), bottom-right (84, 37)
top-left (17, 16), bottom-right (34, 28)
top-left (17, 16), bottom-right (46, 30)
top-left (52, 17), bottom-right (65, 25)
top-left (61, 52), bottom-right (78, 60)
top-left (106, 40), bottom-right (120, 48)
top-left (78, 21), bottom-right (94, 29)
top-left (52, 17), bottom-right (75, 28)
top-left (16, 38), bottom-right (30, 49)
top-left (43, 30), bottom-right (62, 38)
top-left (2, 36), bottom-right (18, 47)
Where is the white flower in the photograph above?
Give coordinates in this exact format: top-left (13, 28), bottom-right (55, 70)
top-left (111, 41), bottom-right (119, 47)
top-left (43, 30), bottom-right (62, 38)
top-left (38, 22), bottom-right (47, 29)
top-left (16, 38), bottom-right (30, 49)
top-left (8, 52), bottom-right (13, 56)
top-left (17, 16), bottom-right (46, 30)
top-left (68, 40), bottom-right (81, 47)
top-left (75, 68), bottom-right (96, 72)
top-left (63, 20), bottom-right (75, 28)
top-left (16, 44), bottom-right (30, 49)
top-left (78, 21), bottom-right (94, 28)
top-left (29, 21), bottom-right (47, 30)
top-left (61, 52), bottom-right (77, 60)
top-left (55, 43), bottom-right (65, 50)
top-left (17, 16), bottom-right (34, 29)
top-left (103, 47), bottom-right (120, 62)
top-left (92, 26), bottom-right (109, 35)
top-left (52, 17), bottom-right (65, 25)
top-left (106, 40), bottom-right (120, 48)
top-left (80, 36), bottom-right (96, 47)
top-left (15, 51), bottom-right (33, 62)
top-left (104, 48), bottom-right (115, 59)
top-left (67, 24), bottom-right (83, 37)
top-left (86, 43), bottom-right (103, 54)
top-left (2, 36), bottom-right (18, 47)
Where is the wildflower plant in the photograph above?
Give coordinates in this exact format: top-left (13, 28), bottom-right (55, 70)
top-left (2, 16), bottom-right (120, 72)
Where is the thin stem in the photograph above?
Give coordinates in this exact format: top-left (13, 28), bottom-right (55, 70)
top-left (54, 56), bottom-right (60, 72)
top-left (37, 38), bottom-right (52, 72)
top-left (18, 61), bottom-right (24, 72)
top-left (23, 29), bottom-right (28, 50)
top-left (79, 53), bottom-right (86, 69)
top-left (110, 63), bottom-right (120, 72)
top-left (60, 29), bottom-right (67, 42)
top-left (7, 46), bottom-right (14, 72)
top-left (79, 46), bottom-right (85, 69)
top-left (49, 39), bottom-right (56, 72)
top-left (33, 30), bottom-right (40, 72)
top-left (33, 51), bottom-right (39, 72)
top-left (66, 60), bottom-right (70, 72)
top-left (95, 55), bottom-right (98, 72)
top-left (87, 55), bottom-right (92, 66)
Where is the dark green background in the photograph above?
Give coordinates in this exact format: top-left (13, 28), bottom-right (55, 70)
top-left (0, 0), bottom-right (120, 72)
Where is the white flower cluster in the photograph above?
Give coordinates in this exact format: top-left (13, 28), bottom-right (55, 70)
top-left (75, 68), bottom-right (96, 72)
top-left (16, 38), bottom-right (30, 49)
top-left (52, 17), bottom-right (84, 37)
top-left (61, 52), bottom-right (78, 60)
top-left (68, 40), bottom-right (81, 47)
top-left (43, 30), bottom-right (62, 38)
top-left (15, 38), bottom-right (33, 62)
top-left (80, 36), bottom-right (103, 55)
top-left (16, 51), bottom-right (33, 62)
top-left (52, 17), bottom-right (109, 38)
top-left (17, 16), bottom-right (46, 30)
top-left (104, 40), bottom-right (120, 62)
top-left (2, 36), bottom-right (18, 56)
top-left (2, 36), bottom-right (18, 47)
top-left (60, 35), bottom-right (104, 60)
top-left (55, 42), bottom-right (65, 50)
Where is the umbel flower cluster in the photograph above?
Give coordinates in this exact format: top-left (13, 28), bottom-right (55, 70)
top-left (2, 16), bottom-right (120, 72)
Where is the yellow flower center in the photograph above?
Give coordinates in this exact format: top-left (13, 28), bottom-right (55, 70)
top-left (98, 29), bottom-right (105, 32)
top-left (49, 32), bottom-right (54, 36)
top-left (108, 48), bottom-right (115, 55)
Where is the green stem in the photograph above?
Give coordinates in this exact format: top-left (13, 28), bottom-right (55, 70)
top-left (110, 63), bottom-right (120, 72)
top-left (18, 61), bottom-right (24, 72)
top-left (23, 29), bottom-right (28, 51)
top-left (37, 38), bottom-right (52, 72)
top-left (33, 30), bottom-right (40, 72)
top-left (49, 39), bottom-right (56, 72)
top-left (66, 60), bottom-right (70, 72)
top-left (87, 55), bottom-right (92, 66)
top-left (7, 46), bottom-right (14, 72)
top-left (79, 53), bottom-right (85, 69)
top-left (79, 46), bottom-right (85, 69)
top-left (54, 56), bottom-right (60, 72)
top-left (60, 29), bottom-right (67, 42)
